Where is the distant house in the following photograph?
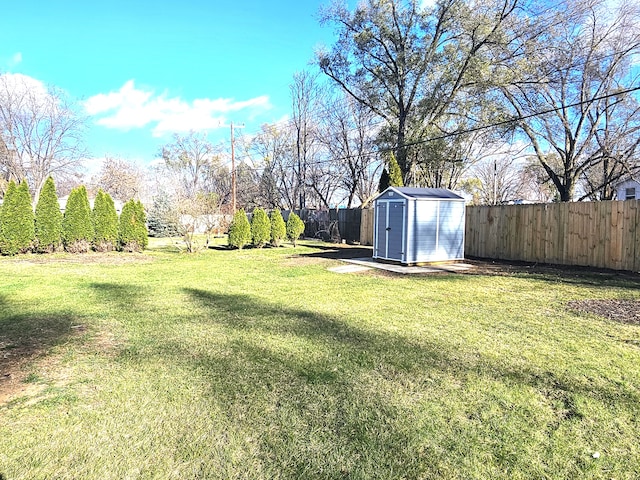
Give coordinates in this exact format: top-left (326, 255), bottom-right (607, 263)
top-left (615, 179), bottom-right (640, 200)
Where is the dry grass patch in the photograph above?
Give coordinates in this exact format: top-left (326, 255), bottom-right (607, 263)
top-left (568, 299), bottom-right (640, 325)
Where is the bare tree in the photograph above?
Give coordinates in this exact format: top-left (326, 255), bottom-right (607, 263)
top-left (305, 158), bottom-right (343, 209)
top-left (158, 131), bottom-right (230, 251)
top-left (519, 158), bottom-right (558, 203)
top-left (0, 73), bottom-right (86, 203)
top-left (290, 71), bottom-right (325, 209)
top-left (499, 0), bottom-right (640, 201)
top-left (92, 157), bottom-right (145, 202)
top-left (160, 131), bottom-right (217, 199)
top-left (54, 171), bottom-right (89, 198)
top-left (174, 192), bottom-right (228, 253)
top-left (581, 92), bottom-right (640, 200)
top-left (410, 125), bottom-right (484, 190)
top-left (251, 123), bottom-right (298, 210)
top-left (474, 157), bottom-right (526, 204)
top-left (235, 161), bottom-right (262, 211)
top-left (200, 160), bottom-right (231, 211)
top-left (456, 140), bottom-right (533, 204)
top-left (0, 136), bottom-right (14, 195)
top-left (316, 94), bottom-right (381, 207)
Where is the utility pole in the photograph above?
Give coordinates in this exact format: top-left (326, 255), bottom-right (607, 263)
top-left (230, 122), bottom-right (244, 213)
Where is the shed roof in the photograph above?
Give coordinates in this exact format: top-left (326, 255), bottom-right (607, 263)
top-left (378, 186), bottom-right (464, 200)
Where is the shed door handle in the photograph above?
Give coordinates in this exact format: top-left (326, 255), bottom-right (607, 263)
top-left (386, 227), bottom-right (391, 231)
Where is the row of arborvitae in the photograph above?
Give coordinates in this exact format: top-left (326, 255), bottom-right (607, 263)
top-left (228, 208), bottom-right (305, 249)
top-left (0, 177), bottom-right (148, 256)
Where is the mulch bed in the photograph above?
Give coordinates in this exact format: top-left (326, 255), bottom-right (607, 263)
top-left (567, 299), bottom-right (640, 326)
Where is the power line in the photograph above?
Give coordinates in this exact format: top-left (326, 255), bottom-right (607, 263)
top-left (218, 47), bottom-right (640, 175)
top-left (224, 83), bottom-right (640, 173)
top-left (219, 37), bottom-right (640, 153)
top-left (402, 84), bottom-right (640, 150)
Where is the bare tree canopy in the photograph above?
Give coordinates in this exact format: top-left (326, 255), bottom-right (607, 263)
top-left (317, 0), bottom-right (520, 184)
top-left (156, 131), bottom-right (231, 251)
top-left (249, 72), bottom-right (346, 210)
top-left (316, 94), bottom-right (381, 207)
top-left (0, 73), bottom-right (86, 202)
top-left (291, 71), bottom-right (315, 209)
top-left (160, 131), bottom-right (218, 199)
top-left (250, 123), bottom-right (296, 210)
top-left (92, 157), bottom-right (145, 202)
top-left (498, 0), bottom-right (640, 201)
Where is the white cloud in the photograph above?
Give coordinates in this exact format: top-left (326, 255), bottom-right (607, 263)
top-left (85, 80), bottom-right (272, 137)
top-left (0, 72), bottom-right (55, 111)
top-left (10, 52), bottom-right (22, 66)
top-left (0, 72), bottom-right (47, 97)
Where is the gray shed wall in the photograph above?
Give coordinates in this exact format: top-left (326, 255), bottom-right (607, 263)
top-left (406, 199), bottom-right (465, 263)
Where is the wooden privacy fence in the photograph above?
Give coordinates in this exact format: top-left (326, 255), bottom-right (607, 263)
top-left (360, 208), bottom-right (374, 246)
top-left (465, 201), bottom-right (640, 272)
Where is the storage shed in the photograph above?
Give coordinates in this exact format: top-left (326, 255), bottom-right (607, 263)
top-left (373, 187), bottom-right (465, 265)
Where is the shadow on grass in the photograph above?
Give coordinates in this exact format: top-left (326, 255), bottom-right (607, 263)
top-left (526, 270), bottom-right (640, 290)
top-left (105, 286), bottom-right (638, 477)
top-left (88, 282), bottom-right (150, 311)
top-left (171, 289), bottom-right (438, 476)
top-left (147, 244), bottom-right (183, 254)
top-left (296, 243), bottom-right (373, 260)
top-left (183, 288), bottom-right (639, 404)
top-left (0, 293), bottom-right (80, 398)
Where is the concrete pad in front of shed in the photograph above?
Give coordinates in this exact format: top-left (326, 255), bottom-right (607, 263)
top-left (328, 264), bottom-right (372, 274)
top-left (342, 258), bottom-right (473, 275)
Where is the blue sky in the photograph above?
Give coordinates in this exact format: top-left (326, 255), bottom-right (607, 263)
top-left (1, 1), bottom-right (343, 168)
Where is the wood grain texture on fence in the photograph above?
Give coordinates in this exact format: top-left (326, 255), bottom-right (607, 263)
top-left (465, 201), bottom-right (639, 271)
top-left (360, 208), bottom-right (374, 246)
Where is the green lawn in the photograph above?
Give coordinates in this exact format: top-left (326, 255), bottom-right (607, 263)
top-left (1, 239), bottom-right (639, 479)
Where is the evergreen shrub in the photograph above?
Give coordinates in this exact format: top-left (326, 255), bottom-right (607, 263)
top-left (0, 180), bottom-right (35, 255)
top-left (388, 153), bottom-right (404, 187)
top-left (93, 190), bottom-right (119, 252)
top-left (270, 210), bottom-right (286, 247)
top-left (135, 200), bottom-right (149, 249)
top-left (228, 209), bottom-right (251, 249)
top-left (147, 192), bottom-right (178, 237)
top-left (0, 181), bottom-right (18, 254)
top-left (251, 207), bottom-right (270, 248)
top-left (62, 186), bottom-right (94, 253)
top-left (0, 181), bottom-right (16, 255)
top-left (35, 177), bottom-right (63, 253)
top-left (286, 212), bottom-right (305, 247)
top-left (378, 168), bottom-right (390, 193)
top-left (118, 199), bottom-right (147, 252)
